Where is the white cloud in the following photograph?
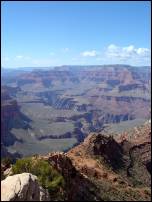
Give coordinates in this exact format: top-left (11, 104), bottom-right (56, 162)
top-left (105, 44), bottom-right (151, 65)
top-left (123, 45), bottom-right (135, 53)
top-left (14, 55), bottom-right (31, 61)
top-left (81, 50), bottom-right (97, 57)
top-left (2, 45), bottom-right (150, 68)
top-left (106, 44), bottom-right (150, 58)
top-left (136, 48), bottom-right (150, 56)
top-left (107, 44), bottom-right (118, 51)
top-left (16, 55), bottom-right (23, 59)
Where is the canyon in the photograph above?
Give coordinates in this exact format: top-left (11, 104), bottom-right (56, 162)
top-left (1, 121), bottom-right (151, 201)
top-left (1, 65), bottom-right (151, 157)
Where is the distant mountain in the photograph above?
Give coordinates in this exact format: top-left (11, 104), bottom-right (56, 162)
top-left (54, 64), bottom-right (151, 71)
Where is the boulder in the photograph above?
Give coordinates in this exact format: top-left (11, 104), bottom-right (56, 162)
top-left (1, 173), bottom-right (50, 201)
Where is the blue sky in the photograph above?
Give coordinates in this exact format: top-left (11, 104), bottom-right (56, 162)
top-left (1, 1), bottom-right (151, 68)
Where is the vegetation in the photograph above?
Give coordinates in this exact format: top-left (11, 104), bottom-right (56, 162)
top-left (12, 157), bottom-right (65, 199)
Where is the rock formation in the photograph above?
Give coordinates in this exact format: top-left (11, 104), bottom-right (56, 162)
top-left (1, 173), bottom-right (50, 201)
top-left (30, 121), bottom-right (150, 201)
top-left (1, 121), bottom-right (151, 201)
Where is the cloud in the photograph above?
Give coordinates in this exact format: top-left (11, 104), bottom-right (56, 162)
top-left (81, 50), bottom-right (97, 57)
top-left (14, 55), bottom-right (31, 61)
top-left (136, 48), bottom-right (150, 56)
top-left (16, 55), bottom-right (23, 59)
top-left (2, 45), bottom-right (150, 68)
top-left (106, 44), bottom-right (150, 59)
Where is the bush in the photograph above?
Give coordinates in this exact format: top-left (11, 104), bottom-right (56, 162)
top-left (12, 157), bottom-right (65, 198)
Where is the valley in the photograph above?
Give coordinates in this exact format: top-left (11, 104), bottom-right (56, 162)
top-left (1, 65), bottom-right (151, 157)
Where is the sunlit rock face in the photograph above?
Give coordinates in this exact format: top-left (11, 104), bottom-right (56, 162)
top-left (1, 173), bottom-right (50, 201)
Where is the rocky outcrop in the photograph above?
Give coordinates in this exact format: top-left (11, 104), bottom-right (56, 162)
top-left (38, 122), bottom-right (151, 200)
top-left (91, 134), bottom-right (125, 170)
top-left (1, 99), bottom-right (20, 146)
top-left (67, 121), bottom-right (151, 190)
top-left (39, 152), bottom-right (102, 201)
top-left (1, 173), bottom-right (50, 201)
top-left (120, 122), bottom-right (151, 186)
top-left (1, 86), bottom-right (31, 148)
top-left (126, 141), bottom-right (151, 186)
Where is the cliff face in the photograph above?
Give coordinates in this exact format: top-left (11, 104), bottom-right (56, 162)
top-left (37, 152), bottom-right (103, 201)
top-left (35, 121), bottom-right (151, 201)
top-left (67, 121), bottom-right (151, 186)
top-left (1, 86), bottom-right (31, 151)
top-left (1, 87), bottom-right (20, 146)
top-left (4, 66), bottom-right (151, 121)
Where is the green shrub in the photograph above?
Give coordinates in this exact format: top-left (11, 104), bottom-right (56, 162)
top-left (12, 157), bottom-right (65, 198)
top-left (12, 157), bottom-right (31, 173)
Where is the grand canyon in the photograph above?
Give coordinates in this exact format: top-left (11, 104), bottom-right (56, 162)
top-left (1, 118), bottom-right (151, 201)
top-left (1, 1), bottom-right (151, 201)
top-left (1, 65), bottom-right (151, 157)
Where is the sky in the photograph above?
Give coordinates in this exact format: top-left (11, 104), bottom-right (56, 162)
top-left (1, 1), bottom-right (151, 68)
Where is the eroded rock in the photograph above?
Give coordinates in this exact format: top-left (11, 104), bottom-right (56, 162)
top-left (1, 173), bottom-right (50, 201)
